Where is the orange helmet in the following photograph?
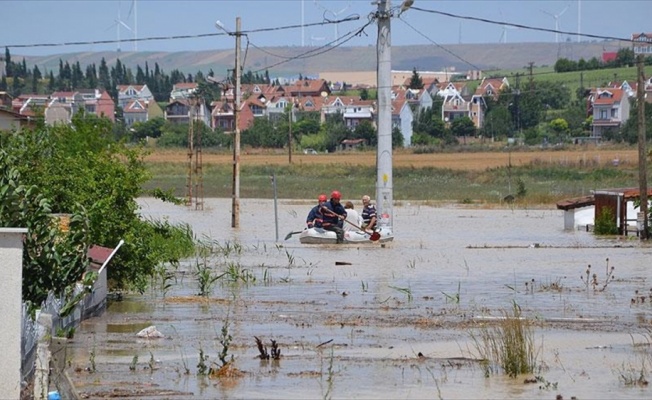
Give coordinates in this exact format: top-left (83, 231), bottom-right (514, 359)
top-left (318, 194), bottom-right (327, 202)
top-left (331, 190), bottom-right (341, 200)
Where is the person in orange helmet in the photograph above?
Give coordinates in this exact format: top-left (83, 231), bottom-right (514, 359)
top-left (320, 190), bottom-right (347, 243)
top-left (306, 194), bottom-right (328, 229)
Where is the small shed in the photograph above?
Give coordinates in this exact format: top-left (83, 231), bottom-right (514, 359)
top-left (593, 188), bottom-right (652, 235)
top-left (556, 195), bottom-right (595, 230)
top-left (556, 187), bottom-right (652, 234)
top-left (340, 138), bottom-right (365, 151)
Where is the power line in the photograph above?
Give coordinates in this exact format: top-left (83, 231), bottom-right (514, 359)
top-left (397, 17), bottom-right (483, 72)
top-left (247, 19), bottom-right (375, 75)
top-left (0, 16), bottom-right (361, 50)
top-left (410, 6), bottom-right (633, 43)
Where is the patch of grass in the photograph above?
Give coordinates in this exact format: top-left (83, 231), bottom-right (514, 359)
top-left (615, 360), bottom-right (649, 387)
top-left (143, 147), bottom-right (641, 203)
top-left (194, 258), bottom-right (225, 296)
top-left (470, 302), bottom-right (540, 378)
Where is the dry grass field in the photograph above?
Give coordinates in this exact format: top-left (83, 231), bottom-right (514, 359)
top-left (145, 147), bottom-right (640, 171)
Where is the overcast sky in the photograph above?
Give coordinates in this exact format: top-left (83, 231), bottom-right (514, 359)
top-left (2, 0), bottom-right (647, 57)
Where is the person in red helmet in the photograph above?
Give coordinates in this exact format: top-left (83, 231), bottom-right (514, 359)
top-left (320, 190), bottom-right (347, 243)
top-left (306, 194), bottom-right (328, 229)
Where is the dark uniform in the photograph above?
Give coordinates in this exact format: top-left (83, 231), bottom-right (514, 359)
top-left (321, 191), bottom-right (347, 243)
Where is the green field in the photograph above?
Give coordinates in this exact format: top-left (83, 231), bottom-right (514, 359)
top-left (144, 151), bottom-right (642, 205)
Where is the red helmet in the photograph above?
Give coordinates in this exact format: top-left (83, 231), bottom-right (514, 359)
top-left (331, 190), bottom-right (341, 200)
top-left (318, 194), bottom-right (327, 202)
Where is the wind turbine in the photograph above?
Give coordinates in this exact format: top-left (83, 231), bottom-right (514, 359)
top-left (106, 1), bottom-right (133, 52)
top-left (498, 9), bottom-right (518, 44)
top-left (313, 0), bottom-right (351, 42)
top-left (126, 0), bottom-right (138, 51)
top-left (540, 5), bottom-right (569, 43)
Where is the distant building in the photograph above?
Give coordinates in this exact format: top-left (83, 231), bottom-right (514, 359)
top-left (632, 32), bottom-right (652, 55)
top-left (602, 52), bottom-right (617, 63)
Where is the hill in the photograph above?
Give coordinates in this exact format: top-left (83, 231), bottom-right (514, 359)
top-left (12, 40), bottom-right (628, 79)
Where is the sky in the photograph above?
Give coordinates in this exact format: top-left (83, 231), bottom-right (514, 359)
top-left (2, 0), bottom-right (649, 57)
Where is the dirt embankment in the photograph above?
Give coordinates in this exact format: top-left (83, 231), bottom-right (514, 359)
top-left (144, 148), bottom-right (638, 171)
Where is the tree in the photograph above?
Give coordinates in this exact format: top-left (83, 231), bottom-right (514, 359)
top-left (4, 47), bottom-right (12, 77)
top-left (615, 48), bottom-right (636, 68)
top-left (130, 117), bottom-right (166, 141)
top-left (482, 104), bottom-right (513, 140)
top-left (353, 120), bottom-right (377, 146)
top-left (450, 116), bottom-right (476, 141)
top-left (1, 115), bottom-right (195, 298)
top-left (620, 101), bottom-right (652, 144)
top-left (549, 118), bottom-right (569, 142)
top-left (534, 81), bottom-right (571, 110)
top-left (392, 126), bottom-right (404, 148)
top-left (408, 67), bottom-right (424, 89)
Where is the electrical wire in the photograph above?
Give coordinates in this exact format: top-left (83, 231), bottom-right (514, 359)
top-left (246, 19), bottom-right (375, 75)
top-left (0, 16), bottom-right (361, 50)
top-left (410, 6), bottom-right (635, 43)
top-left (397, 16), bottom-right (483, 72)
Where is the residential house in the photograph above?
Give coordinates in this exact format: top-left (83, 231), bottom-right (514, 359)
top-left (12, 93), bottom-right (73, 125)
top-left (468, 77), bottom-right (510, 129)
top-left (165, 98), bottom-right (210, 127)
top-left (210, 100), bottom-right (235, 131)
top-left (45, 102), bottom-right (72, 125)
top-left (73, 89), bottom-right (116, 121)
top-left (123, 100), bottom-right (150, 126)
top-left (116, 84), bottom-right (154, 109)
top-left (13, 94), bottom-right (50, 115)
top-left (170, 82), bottom-right (198, 100)
top-left (284, 79), bottom-right (331, 98)
top-left (0, 91), bottom-right (12, 110)
top-left (391, 92), bottom-right (414, 147)
top-left (632, 32), bottom-right (652, 56)
top-left (342, 99), bottom-right (374, 130)
top-left (588, 88), bottom-right (630, 138)
top-left (441, 92), bottom-right (472, 124)
top-left (0, 108), bottom-right (32, 131)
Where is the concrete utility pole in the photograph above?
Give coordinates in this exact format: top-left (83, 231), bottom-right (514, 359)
top-left (232, 17), bottom-right (242, 228)
top-left (376, 0), bottom-right (393, 231)
top-left (637, 54), bottom-right (648, 239)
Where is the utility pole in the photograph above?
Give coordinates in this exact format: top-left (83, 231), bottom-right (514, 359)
top-left (288, 104), bottom-right (293, 164)
top-left (636, 54), bottom-right (648, 239)
top-left (376, 0), bottom-right (393, 232)
top-left (232, 17), bottom-right (242, 228)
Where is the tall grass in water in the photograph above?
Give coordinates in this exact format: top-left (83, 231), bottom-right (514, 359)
top-left (470, 302), bottom-right (539, 378)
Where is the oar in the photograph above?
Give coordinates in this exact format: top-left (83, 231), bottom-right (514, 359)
top-left (284, 230), bottom-right (304, 240)
top-left (321, 207), bottom-right (381, 241)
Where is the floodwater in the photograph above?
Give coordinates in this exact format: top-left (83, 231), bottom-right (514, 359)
top-left (67, 198), bottom-right (652, 399)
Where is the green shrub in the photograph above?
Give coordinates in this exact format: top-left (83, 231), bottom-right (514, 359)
top-left (594, 207), bottom-right (619, 235)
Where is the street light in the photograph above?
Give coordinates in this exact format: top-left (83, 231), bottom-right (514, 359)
top-left (216, 18), bottom-right (242, 229)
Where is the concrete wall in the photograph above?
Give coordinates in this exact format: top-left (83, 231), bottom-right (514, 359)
top-left (0, 228), bottom-right (28, 400)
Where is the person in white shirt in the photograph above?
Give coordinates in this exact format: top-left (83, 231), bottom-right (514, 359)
top-left (343, 201), bottom-right (363, 231)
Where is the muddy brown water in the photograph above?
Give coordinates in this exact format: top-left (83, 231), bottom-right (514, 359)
top-left (67, 198), bottom-right (652, 399)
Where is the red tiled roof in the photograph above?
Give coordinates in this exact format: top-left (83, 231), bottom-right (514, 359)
top-left (593, 88), bottom-right (624, 105)
top-left (173, 82), bottom-right (197, 90)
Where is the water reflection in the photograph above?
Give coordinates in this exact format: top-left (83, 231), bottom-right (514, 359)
top-left (67, 198), bottom-right (652, 399)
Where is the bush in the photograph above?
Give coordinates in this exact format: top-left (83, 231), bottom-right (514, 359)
top-left (594, 207), bottom-right (619, 235)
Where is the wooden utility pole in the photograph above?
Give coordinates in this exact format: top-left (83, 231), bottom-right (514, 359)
top-left (637, 54), bottom-right (648, 239)
top-left (231, 17), bottom-right (242, 228)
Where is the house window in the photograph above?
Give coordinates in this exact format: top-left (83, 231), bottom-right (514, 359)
top-left (611, 108), bottom-right (617, 118)
top-left (600, 109), bottom-right (608, 119)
